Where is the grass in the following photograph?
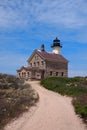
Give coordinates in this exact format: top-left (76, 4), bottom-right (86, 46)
top-left (0, 74), bottom-right (39, 130)
top-left (41, 77), bottom-right (87, 124)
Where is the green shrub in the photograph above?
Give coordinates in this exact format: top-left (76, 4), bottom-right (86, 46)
top-left (73, 94), bottom-right (87, 123)
top-left (41, 77), bottom-right (87, 96)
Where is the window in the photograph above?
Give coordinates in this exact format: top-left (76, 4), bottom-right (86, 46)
top-left (37, 62), bottom-right (39, 66)
top-left (50, 71), bottom-right (52, 76)
top-left (41, 61), bottom-right (44, 65)
top-left (22, 72), bottom-right (26, 77)
top-left (35, 55), bottom-right (38, 60)
top-left (22, 72), bottom-right (24, 77)
top-left (35, 56), bottom-right (36, 60)
top-left (27, 72), bottom-right (29, 77)
top-left (61, 72), bottom-right (64, 77)
top-left (36, 56), bottom-right (38, 60)
top-left (30, 63), bottom-right (32, 66)
top-left (24, 72), bottom-right (26, 77)
top-left (56, 72), bottom-right (58, 76)
top-left (34, 62), bottom-right (36, 66)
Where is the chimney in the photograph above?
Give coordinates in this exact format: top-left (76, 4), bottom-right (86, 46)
top-left (41, 44), bottom-right (45, 51)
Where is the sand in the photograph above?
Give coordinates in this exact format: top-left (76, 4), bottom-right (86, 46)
top-left (5, 81), bottom-right (86, 130)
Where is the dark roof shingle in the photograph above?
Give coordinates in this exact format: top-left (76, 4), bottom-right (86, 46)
top-left (37, 50), bottom-right (68, 62)
top-left (17, 66), bottom-right (45, 72)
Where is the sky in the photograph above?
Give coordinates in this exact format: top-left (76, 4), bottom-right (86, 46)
top-left (0, 0), bottom-right (87, 77)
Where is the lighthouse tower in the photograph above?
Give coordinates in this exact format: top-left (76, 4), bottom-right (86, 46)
top-left (51, 37), bottom-right (62, 54)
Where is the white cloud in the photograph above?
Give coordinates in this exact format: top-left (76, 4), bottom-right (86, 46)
top-left (0, 0), bottom-right (33, 29)
top-left (0, 0), bottom-right (87, 29)
top-left (36, 0), bottom-right (87, 28)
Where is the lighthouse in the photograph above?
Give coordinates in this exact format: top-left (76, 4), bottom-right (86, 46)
top-left (51, 37), bottom-right (62, 54)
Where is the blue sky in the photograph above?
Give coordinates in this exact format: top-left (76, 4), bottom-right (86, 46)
top-left (0, 0), bottom-right (87, 77)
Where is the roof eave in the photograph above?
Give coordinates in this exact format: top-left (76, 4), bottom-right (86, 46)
top-left (45, 58), bottom-right (68, 63)
top-left (27, 49), bottom-right (37, 63)
top-left (27, 50), bottom-right (45, 63)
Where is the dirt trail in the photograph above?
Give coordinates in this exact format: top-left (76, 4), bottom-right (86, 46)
top-left (5, 81), bottom-right (86, 130)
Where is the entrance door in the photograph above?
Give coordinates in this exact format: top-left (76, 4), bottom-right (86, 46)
top-left (41, 70), bottom-right (45, 79)
top-left (31, 71), bottom-right (35, 79)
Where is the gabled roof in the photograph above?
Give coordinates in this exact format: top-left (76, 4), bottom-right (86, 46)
top-left (17, 66), bottom-right (45, 72)
top-left (17, 66), bottom-right (39, 72)
top-left (17, 66), bottom-right (25, 72)
top-left (28, 50), bottom-right (68, 63)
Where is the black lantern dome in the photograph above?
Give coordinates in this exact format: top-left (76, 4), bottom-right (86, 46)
top-left (51, 37), bottom-right (62, 48)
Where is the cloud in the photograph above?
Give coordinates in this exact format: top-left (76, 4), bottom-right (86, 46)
top-left (0, 0), bottom-right (87, 30)
top-left (0, 1), bottom-right (27, 29)
top-left (0, 0), bottom-right (37, 29)
top-left (37, 0), bottom-right (87, 28)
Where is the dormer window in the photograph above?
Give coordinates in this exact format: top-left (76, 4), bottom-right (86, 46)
top-left (35, 55), bottom-right (38, 60)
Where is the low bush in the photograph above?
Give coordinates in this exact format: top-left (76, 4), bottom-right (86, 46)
top-left (0, 74), bottom-right (39, 130)
top-left (73, 94), bottom-right (87, 123)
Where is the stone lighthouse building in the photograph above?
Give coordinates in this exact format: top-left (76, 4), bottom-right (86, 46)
top-left (17, 38), bottom-right (68, 80)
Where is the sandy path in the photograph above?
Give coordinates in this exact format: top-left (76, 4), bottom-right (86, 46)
top-left (5, 81), bottom-right (86, 130)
